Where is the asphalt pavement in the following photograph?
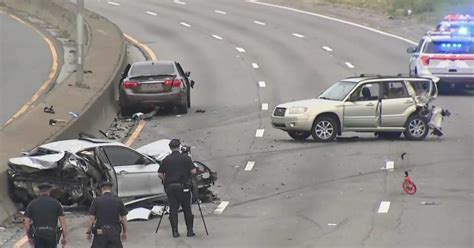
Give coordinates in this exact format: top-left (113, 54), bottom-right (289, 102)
top-left (0, 12), bottom-right (52, 125)
top-left (63, 0), bottom-right (473, 247)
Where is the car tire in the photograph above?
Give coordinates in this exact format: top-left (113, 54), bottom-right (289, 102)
top-left (404, 115), bottom-right (429, 141)
top-left (187, 90), bottom-right (191, 108)
top-left (119, 92), bottom-right (134, 116)
top-left (288, 131), bottom-right (311, 141)
top-left (176, 98), bottom-right (188, 114)
top-left (311, 116), bottom-right (337, 142)
top-left (377, 132), bottom-right (402, 140)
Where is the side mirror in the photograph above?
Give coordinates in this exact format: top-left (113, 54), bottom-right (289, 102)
top-left (406, 47), bottom-right (416, 54)
top-left (190, 80), bottom-right (195, 88)
top-left (185, 71), bottom-right (191, 77)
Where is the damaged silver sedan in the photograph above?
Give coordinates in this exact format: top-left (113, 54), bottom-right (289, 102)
top-left (8, 135), bottom-right (216, 208)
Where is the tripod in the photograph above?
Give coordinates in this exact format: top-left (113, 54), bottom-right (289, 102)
top-left (155, 188), bottom-right (209, 235)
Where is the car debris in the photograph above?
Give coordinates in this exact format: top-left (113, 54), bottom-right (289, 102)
top-left (195, 109), bottom-right (206, 113)
top-left (8, 134), bottom-right (217, 208)
top-left (127, 207), bottom-right (152, 221)
top-left (68, 112), bottom-right (79, 118)
top-left (43, 106), bottom-right (55, 114)
top-left (49, 119), bottom-right (67, 126)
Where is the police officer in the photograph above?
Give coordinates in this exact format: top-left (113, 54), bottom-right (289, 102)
top-left (158, 139), bottom-right (197, 238)
top-left (23, 183), bottom-right (68, 248)
top-left (86, 181), bottom-right (128, 248)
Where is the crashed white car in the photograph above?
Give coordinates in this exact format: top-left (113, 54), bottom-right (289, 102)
top-left (7, 134), bottom-right (216, 207)
top-left (271, 75), bottom-right (450, 142)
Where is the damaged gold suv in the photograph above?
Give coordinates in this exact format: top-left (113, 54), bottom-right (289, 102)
top-left (271, 75), bottom-right (449, 142)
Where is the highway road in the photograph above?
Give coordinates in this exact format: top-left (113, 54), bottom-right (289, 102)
top-left (0, 12), bottom-right (53, 125)
top-left (66, 0), bottom-right (472, 247)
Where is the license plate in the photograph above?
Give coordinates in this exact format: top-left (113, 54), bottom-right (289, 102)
top-left (142, 83), bottom-right (163, 91)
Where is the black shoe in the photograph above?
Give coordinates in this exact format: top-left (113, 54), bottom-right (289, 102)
top-left (187, 230), bottom-right (196, 237)
top-left (173, 231), bottom-right (180, 238)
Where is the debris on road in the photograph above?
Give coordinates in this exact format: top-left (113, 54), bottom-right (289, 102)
top-left (49, 118), bottom-right (67, 126)
top-left (132, 112), bottom-right (144, 120)
top-left (195, 109), bottom-right (206, 113)
top-left (421, 201), bottom-right (437, 205)
top-left (68, 112), bottom-right (79, 118)
top-left (43, 105), bottom-right (55, 114)
top-left (151, 205), bottom-right (169, 216)
top-left (127, 207), bottom-right (152, 221)
top-left (328, 223), bottom-right (337, 226)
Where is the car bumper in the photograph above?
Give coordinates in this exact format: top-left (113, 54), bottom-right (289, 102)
top-left (271, 115), bottom-right (313, 131)
top-left (124, 90), bottom-right (186, 106)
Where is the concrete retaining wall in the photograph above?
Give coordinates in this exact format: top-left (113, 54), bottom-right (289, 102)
top-left (0, 0), bottom-right (126, 222)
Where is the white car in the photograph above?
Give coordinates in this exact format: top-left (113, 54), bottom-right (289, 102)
top-left (7, 135), bottom-right (216, 207)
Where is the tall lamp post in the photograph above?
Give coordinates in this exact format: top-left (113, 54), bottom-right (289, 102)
top-left (76, 0), bottom-right (85, 87)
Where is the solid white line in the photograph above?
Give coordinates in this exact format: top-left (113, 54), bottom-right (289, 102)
top-left (292, 33), bottom-right (304, 38)
top-left (107, 1), bottom-right (120, 6)
top-left (253, 20), bottom-right (266, 25)
top-left (236, 47), bottom-right (246, 53)
top-left (215, 10), bottom-right (227, 15)
top-left (247, 0), bottom-right (417, 45)
top-left (180, 22), bottom-right (191, 27)
top-left (214, 201), bottom-right (230, 214)
top-left (377, 201), bottom-right (391, 213)
top-left (174, 0), bottom-right (187, 5)
top-left (252, 63), bottom-right (259, 69)
top-left (322, 46), bottom-right (333, 52)
top-left (146, 11), bottom-right (158, 16)
top-left (385, 161), bottom-right (394, 171)
top-left (261, 103), bottom-right (269, 110)
top-left (258, 81), bottom-right (266, 87)
top-left (244, 161), bottom-right (256, 171)
top-left (345, 62), bottom-right (355, 69)
top-left (212, 34), bottom-right (223, 40)
top-left (255, 129), bottom-right (265, 137)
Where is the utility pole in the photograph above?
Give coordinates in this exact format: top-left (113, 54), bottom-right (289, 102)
top-left (76, 0), bottom-right (85, 87)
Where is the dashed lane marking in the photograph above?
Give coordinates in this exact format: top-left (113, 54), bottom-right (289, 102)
top-left (253, 20), bottom-right (266, 25)
top-left (107, 1), bottom-right (120, 6)
top-left (244, 161), bottom-right (256, 171)
top-left (180, 22), bottom-right (191, 27)
top-left (261, 103), bottom-right (269, 110)
top-left (252, 63), bottom-right (259, 69)
top-left (258, 81), bottom-right (266, 87)
top-left (377, 201), bottom-right (391, 213)
top-left (292, 33), bottom-right (304, 38)
top-left (385, 161), bottom-right (394, 171)
top-left (214, 201), bottom-right (230, 214)
top-left (236, 47), bottom-right (246, 53)
top-left (212, 34), bottom-right (223, 40)
top-left (255, 129), bottom-right (265, 137)
top-left (215, 10), bottom-right (227, 15)
top-left (146, 11), bottom-right (158, 16)
top-left (345, 62), bottom-right (355, 69)
top-left (322, 46), bottom-right (333, 52)
top-left (174, 0), bottom-right (187, 5)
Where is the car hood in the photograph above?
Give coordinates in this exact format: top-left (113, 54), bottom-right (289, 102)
top-left (277, 98), bottom-right (341, 108)
top-left (135, 139), bottom-right (171, 161)
top-left (9, 153), bottom-right (65, 170)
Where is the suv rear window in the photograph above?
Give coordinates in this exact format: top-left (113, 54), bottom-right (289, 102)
top-left (423, 41), bottom-right (473, 54)
top-left (130, 63), bottom-right (175, 76)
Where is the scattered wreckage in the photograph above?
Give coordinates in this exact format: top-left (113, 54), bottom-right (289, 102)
top-left (7, 134), bottom-right (217, 208)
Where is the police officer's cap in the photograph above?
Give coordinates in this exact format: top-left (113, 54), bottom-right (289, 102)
top-left (169, 139), bottom-right (181, 149)
top-left (37, 183), bottom-right (53, 190)
top-left (99, 181), bottom-right (113, 188)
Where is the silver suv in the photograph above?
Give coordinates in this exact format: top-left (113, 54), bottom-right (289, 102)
top-left (271, 75), bottom-right (444, 142)
top-left (407, 32), bottom-right (474, 90)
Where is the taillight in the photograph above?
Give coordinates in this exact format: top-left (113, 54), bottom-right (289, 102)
top-left (123, 81), bottom-right (140, 89)
top-left (164, 79), bottom-right (182, 88)
top-left (421, 55), bottom-right (431, 66)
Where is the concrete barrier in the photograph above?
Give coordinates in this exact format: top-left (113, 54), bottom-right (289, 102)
top-left (0, 0), bottom-right (127, 222)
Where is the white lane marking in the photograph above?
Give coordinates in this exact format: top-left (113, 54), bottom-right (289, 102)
top-left (212, 34), bottom-right (223, 40)
top-left (236, 47), bottom-right (246, 53)
top-left (174, 0), bottom-right (187, 5)
top-left (377, 201), bottom-right (391, 213)
top-left (244, 161), bottom-right (256, 171)
top-left (261, 103), bottom-right (269, 110)
top-left (258, 81), bottom-right (266, 87)
top-left (292, 33), bottom-right (305, 38)
top-left (215, 10), bottom-right (227, 15)
top-left (255, 129), bottom-right (265, 137)
top-left (146, 11), bottom-right (158, 16)
top-left (246, 0), bottom-right (417, 45)
top-left (385, 161), bottom-right (394, 171)
top-left (252, 63), bottom-right (259, 69)
top-left (107, 1), bottom-right (120, 6)
top-left (180, 22), bottom-right (191, 27)
top-left (253, 20), bottom-right (266, 25)
top-left (214, 201), bottom-right (230, 214)
top-left (322, 46), bottom-right (333, 52)
top-left (345, 62), bottom-right (355, 69)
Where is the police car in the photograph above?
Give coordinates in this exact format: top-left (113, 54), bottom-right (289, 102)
top-left (408, 16), bottom-right (474, 90)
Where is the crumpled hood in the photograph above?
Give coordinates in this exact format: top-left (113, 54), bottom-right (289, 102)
top-left (8, 153), bottom-right (65, 170)
top-left (277, 98), bottom-right (340, 108)
top-left (135, 139), bottom-right (171, 161)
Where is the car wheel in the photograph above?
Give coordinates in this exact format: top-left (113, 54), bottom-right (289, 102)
top-left (176, 98), bottom-right (188, 114)
top-left (288, 131), bottom-right (311, 141)
top-left (311, 116), bottom-right (337, 142)
top-left (187, 90), bottom-right (191, 108)
top-left (377, 132), bottom-right (402, 139)
top-left (119, 92), bottom-right (134, 116)
top-left (404, 115), bottom-right (429, 141)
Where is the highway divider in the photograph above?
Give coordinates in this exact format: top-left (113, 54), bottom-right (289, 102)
top-left (0, 0), bottom-right (127, 222)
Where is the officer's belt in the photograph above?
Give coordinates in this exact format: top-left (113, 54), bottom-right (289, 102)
top-left (35, 226), bottom-right (55, 231)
